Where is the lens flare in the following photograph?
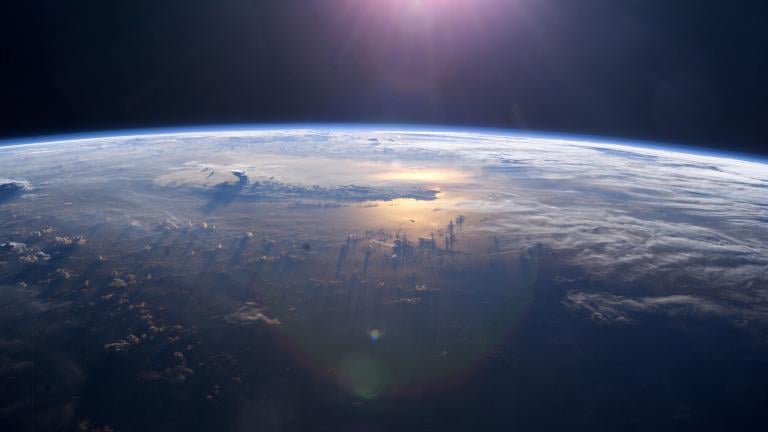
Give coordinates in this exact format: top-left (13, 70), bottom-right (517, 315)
top-left (338, 353), bottom-right (388, 400)
top-left (368, 328), bottom-right (385, 342)
top-left (274, 245), bottom-right (539, 400)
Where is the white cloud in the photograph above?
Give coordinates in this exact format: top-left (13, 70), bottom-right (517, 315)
top-left (225, 303), bottom-right (281, 326)
top-left (562, 290), bottom-right (763, 325)
top-left (0, 179), bottom-right (30, 192)
top-left (2, 129), bottom-right (767, 321)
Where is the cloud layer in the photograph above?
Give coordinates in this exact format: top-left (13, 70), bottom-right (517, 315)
top-left (1, 129), bottom-right (766, 325)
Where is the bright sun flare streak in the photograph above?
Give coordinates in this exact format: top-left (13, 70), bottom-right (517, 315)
top-left (338, 0), bottom-right (508, 35)
top-left (330, 0), bottom-right (530, 97)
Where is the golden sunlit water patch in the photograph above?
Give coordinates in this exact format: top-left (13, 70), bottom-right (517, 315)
top-left (371, 168), bottom-right (471, 184)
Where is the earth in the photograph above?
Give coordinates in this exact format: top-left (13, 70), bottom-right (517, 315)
top-left (1, 126), bottom-right (767, 431)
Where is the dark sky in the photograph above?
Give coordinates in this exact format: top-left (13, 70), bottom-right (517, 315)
top-left (2, 0), bottom-right (767, 154)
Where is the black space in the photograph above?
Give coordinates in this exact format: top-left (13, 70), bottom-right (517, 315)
top-left (2, 0), bottom-right (767, 154)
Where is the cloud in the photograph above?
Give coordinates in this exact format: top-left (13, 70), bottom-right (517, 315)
top-left (4, 129), bottom-right (768, 324)
top-left (139, 364), bottom-right (195, 384)
top-left (562, 290), bottom-right (759, 325)
top-left (176, 176), bottom-right (440, 203)
top-left (0, 358), bottom-right (33, 374)
top-left (53, 235), bottom-right (86, 247)
top-left (0, 179), bottom-right (30, 193)
top-left (231, 169), bottom-right (248, 183)
top-left (103, 340), bottom-right (131, 352)
top-left (144, 130), bottom-right (768, 296)
top-left (0, 242), bottom-right (28, 253)
top-left (108, 278), bottom-right (128, 288)
top-left (225, 303), bottom-right (281, 326)
top-left (18, 251), bottom-right (50, 264)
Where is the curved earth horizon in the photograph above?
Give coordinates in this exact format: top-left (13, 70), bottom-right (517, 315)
top-left (1, 126), bottom-right (767, 431)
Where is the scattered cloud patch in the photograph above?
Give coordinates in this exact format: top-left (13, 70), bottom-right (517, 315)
top-left (562, 291), bottom-right (758, 325)
top-left (108, 278), bottom-right (128, 288)
top-left (0, 179), bottom-right (30, 193)
top-left (103, 339), bottom-right (132, 352)
top-left (225, 303), bottom-right (281, 326)
top-left (0, 242), bottom-right (28, 253)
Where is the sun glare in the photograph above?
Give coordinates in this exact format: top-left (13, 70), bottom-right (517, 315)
top-left (372, 168), bottom-right (470, 184)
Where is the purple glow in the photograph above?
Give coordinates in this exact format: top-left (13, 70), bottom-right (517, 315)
top-left (317, 0), bottom-right (535, 118)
